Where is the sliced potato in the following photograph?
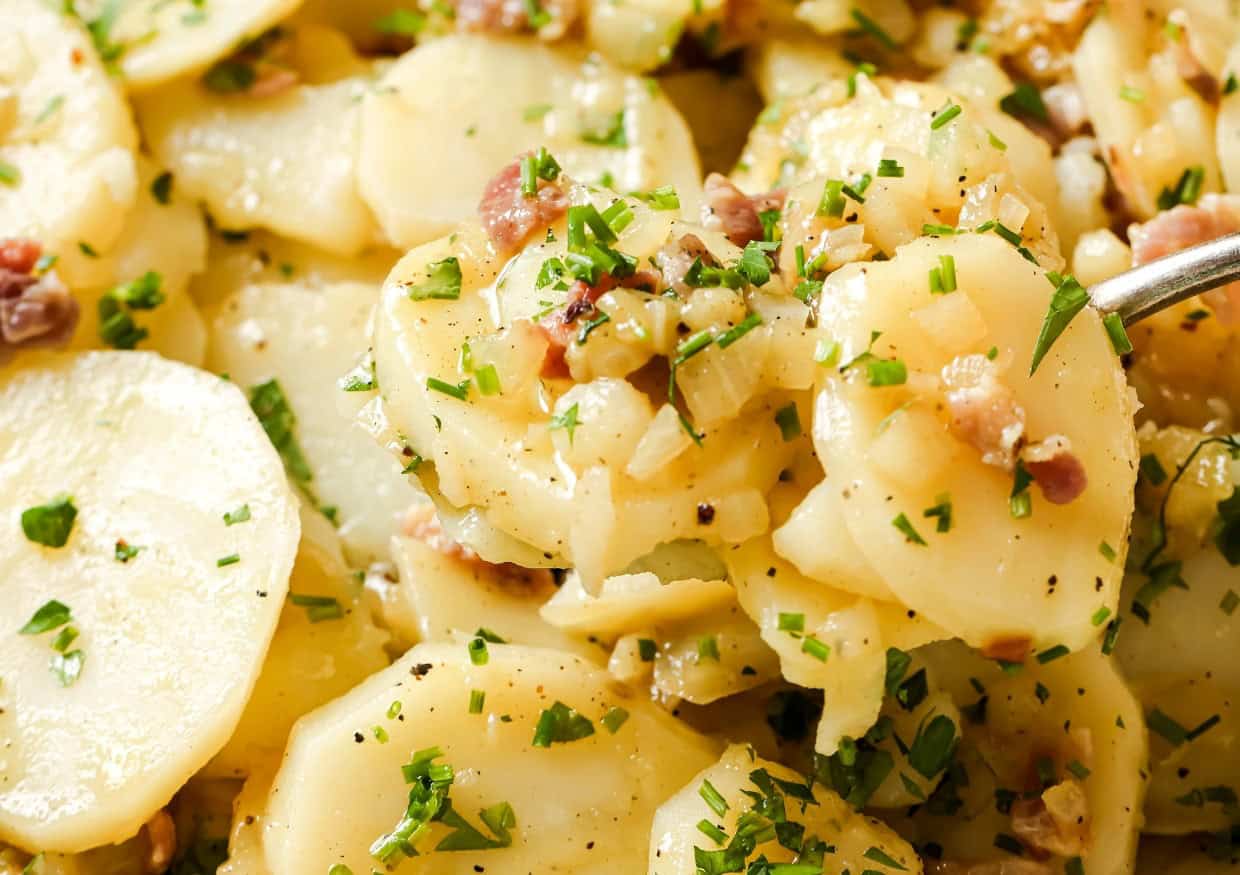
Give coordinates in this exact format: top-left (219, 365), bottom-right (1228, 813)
top-left (813, 234), bottom-right (1137, 652)
top-left (103, 0), bottom-right (302, 90)
top-left (1116, 543), bottom-right (1240, 834)
top-left (390, 532), bottom-right (599, 660)
top-left (137, 59), bottom-right (377, 255)
top-left (260, 642), bottom-right (719, 872)
top-left (649, 744), bottom-right (921, 874)
top-left (727, 537), bottom-right (945, 752)
top-left (205, 508), bottom-right (390, 779)
top-left (357, 35), bottom-right (702, 248)
top-left (899, 641), bottom-right (1147, 875)
top-left (372, 191), bottom-right (796, 584)
top-left (207, 279), bottom-right (423, 563)
top-left (0, 352), bottom-right (299, 852)
top-left (0, 1), bottom-right (139, 288)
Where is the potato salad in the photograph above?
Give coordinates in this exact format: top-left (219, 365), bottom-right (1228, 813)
top-left (2, 0), bottom-right (1239, 873)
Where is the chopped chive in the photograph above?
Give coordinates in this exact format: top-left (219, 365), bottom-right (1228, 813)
top-left (817, 179), bottom-right (846, 218)
top-left (1099, 541), bottom-right (1117, 562)
top-left (1010, 460), bottom-right (1034, 519)
top-left (468, 637), bottom-right (489, 665)
top-left (1139, 453), bottom-right (1168, 485)
top-left (892, 513), bottom-right (927, 545)
top-left (1147, 707), bottom-right (1189, 746)
top-left (289, 593), bottom-right (343, 622)
top-left (1102, 312), bottom-right (1132, 355)
top-left (864, 847), bottom-right (908, 870)
top-left (696, 819), bottom-right (727, 845)
top-left (407, 257), bottom-right (462, 301)
top-left (474, 364), bottom-right (501, 396)
top-left (1091, 606), bottom-right (1111, 626)
top-left (999, 82), bottom-right (1048, 122)
top-left (387, 700), bottom-right (402, 719)
top-left (850, 8), bottom-right (897, 48)
top-left (1036, 644), bottom-right (1069, 664)
top-left (0, 161), bottom-right (20, 187)
top-left (778, 612), bottom-right (805, 633)
top-left (922, 493), bottom-right (952, 533)
top-left (930, 101), bottom-right (962, 130)
top-left (987, 129), bottom-right (1007, 151)
top-left (1035, 681), bottom-right (1050, 704)
top-left (716, 313), bottom-right (763, 348)
top-left (51, 625), bottom-right (79, 653)
top-left (223, 504), bottom-right (251, 526)
top-left (993, 834), bottom-right (1024, 856)
top-left (866, 359), bottom-right (907, 386)
top-left (877, 158), bottom-right (904, 178)
top-left (1187, 713), bottom-right (1221, 741)
top-left (637, 638), bottom-right (657, 661)
top-left (774, 403), bottom-right (802, 440)
top-left (50, 649), bottom-right (85, 687)
top-left (601, 706), bottom-right (629, 733)
top-left (1157, 166), bottom-right (1205, 210)
top-left (801, 636), bottom-right (830, 661)
top-left (1101, 617), bottom-right (1122, 655)
top-left (1119, 85), bottom-right (1145, 103)
top-left (426, 377), bottom-right (470, 401)
top-left (697, 635), bottom-right (720, 662)
top-left (216, 553), bottom-right (240, 568)
top-left (814, 338), bottom-right (841, 366)
top-left (699, 779), bottom-right (729, 817)
top-left (922, 223), bottom-right (957, 236)
top-left (469, 689), bottom-right (486, 714)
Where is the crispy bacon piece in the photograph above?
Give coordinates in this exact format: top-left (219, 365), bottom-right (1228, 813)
top-left (402, 504), bottom-right (554, 593)
top-left (1130, 194), bottom-right (1240, 323)
top-left (0, 238), bottom-right (78, 353)
top-left (703, 173), bottom-right (785, 247)
top-left (980, 635), bottom-right (1032, 663)
top-left (456, 0), bottom-right (579, 38)
top-left (1011, 779), bottom-right (1091, 857)
top-left (1023, 435), bottom-right (1088, 505)
top-left (655, 233), bottom-right (714, 298)
top-left (536, 268), bottom-right (658, 377)
top-left (479, 157), bottom-right (570, 254)
top-left (942, 354), bottom-right (1027, 470)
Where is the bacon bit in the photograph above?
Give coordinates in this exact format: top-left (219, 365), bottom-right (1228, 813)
top-left (1022, 435), bottom-right (1087, 504)
top-left (1130, 194), bottom-right (1240, 323)
top-left (703, 173), bottom-right (785, 247)
top-left (456, 0), bottom-right (579, 38)
top-left (941, 354), bottom-right (1027, 470)
top-left (0, 238), bottom-right (42, 274)
top-left (981, 635), bottom-right (1032, 663)
top-left (143, 809), bottom-right (177, 874)
top-left (1011, 779), bottom-right (1090, 857)
top-left (248, 67), bottom-right (300, 98)
top-left (479, 157), bottom-right (570, 254)
top-left (535, 269), bottom-right (657, 377)
top-left (655, 233), bottom-right (714, 298)
top-left (402, 504), bottom-right (554, 594)
top-left (0, 238), bottom-right (79, 353)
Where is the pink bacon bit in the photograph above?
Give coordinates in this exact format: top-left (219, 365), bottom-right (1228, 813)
top-left (0, 238), bottom-right (78, 353)
top-left (402, 504), bottom-right (554, 591)
top-left (535, 269), bottom-right (658, 378)
top-left (1022, 435), bottom-right (1088, 505)
top-left (703, 173), bottom-right (785, 247)
top-left (478, 155), bottom-right (570, 255)
top-left (456, 0), bottom-right (579, 38)
top-left (1129, 193), bottom-right (1240, 323)
top-left (941, 354), bottom-right (1027, 471)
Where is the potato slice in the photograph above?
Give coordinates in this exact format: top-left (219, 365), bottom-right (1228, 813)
top-left (137, 59), bottom-right (377, 256)
top-left (1116, 543), bottom-right (1240, 834)
top-left (0, 1), bottom-right (139, 288)
top-left (204, 508), bottom-right (390, 779)
top-left (357, 35), bottom-right (702, 248)
top-left (208, 280), bottom-right (422, 563)
top-left (900, 641), bottom-right (1147, 875)
top-left (727, 537), bottom-right (945, 752)
top-left (389, 532), bottom-right (598, 660)
top-left (649, 744), bottom-right (921, 874)
top-left (372, 191), bottom-right (795, 584)
top-left (260, 642), bottom-right (719, 872)
top-left (813, 234), bottom-right (1137, 652)
top-left (0, 351), bottom-right (299, 852)
top-left (99, 0), bottom-right (302, 90)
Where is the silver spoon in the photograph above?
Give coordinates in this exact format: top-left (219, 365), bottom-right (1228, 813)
top-left (1089, 232), bottom-right (1240, 324)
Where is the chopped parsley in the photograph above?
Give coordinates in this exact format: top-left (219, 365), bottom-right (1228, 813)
top-left (250, 379), bottom-right (316, 495)
top-left (19, 599), bottom-right (72, 635)
top-left (407, 257), bottom-right (462, 301)
top-left (1029, 274), bottom-right (1090, 375)
top-left (999, 83), bottom-right (1048, 123)
top-left (1157, 166), bottom-right (1205, 210)
top-left (114, 540), bottom-right (142, 563)
top-left (866, 358), bottom-right (907, 386)
top-left (21, 495), bottom-right (77, 548)
top-left (601, 706), bottom-right (630, 733)
top-left (907, 714), bottom-right (957, 778)
top-left (50, 649), bottom-right (85, 687)
top-left (549, 403), bottom-right (581, 442)
top-left (98, 271), bottom-right (166, 349)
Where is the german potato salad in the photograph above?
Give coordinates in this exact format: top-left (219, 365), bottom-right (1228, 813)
top-left (1, 0), bottom-right (1238, 873)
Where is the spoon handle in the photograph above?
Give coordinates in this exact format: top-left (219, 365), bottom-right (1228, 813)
top-left (1088, 232), bottom-right (1240, 325)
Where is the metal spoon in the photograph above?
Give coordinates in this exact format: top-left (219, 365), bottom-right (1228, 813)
top-left (1089, 232), bottom-right (1240, 324)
